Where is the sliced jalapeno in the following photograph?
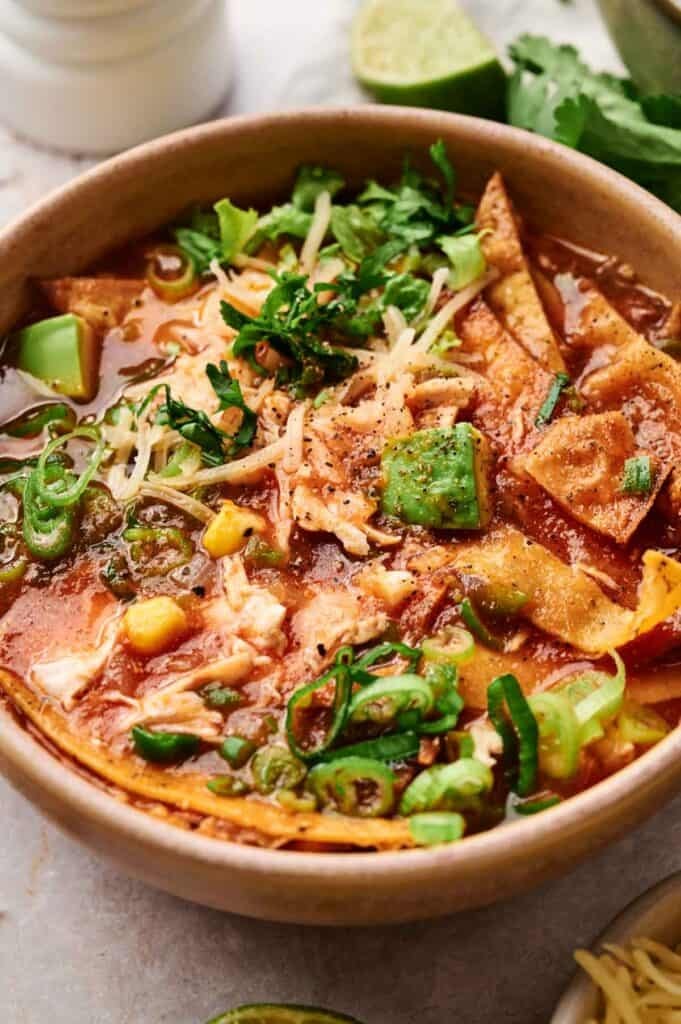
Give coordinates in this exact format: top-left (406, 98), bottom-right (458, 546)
top-left (399, 758), bottom-right (493, 815)
top-left (131, 726), bottom-right (200, 763)
top-left (307, 757), bottom-right (396, 817)
top-left (347, 674), bottom-right (434, 729)
top-left (285, 664), bottom-right (352, 762)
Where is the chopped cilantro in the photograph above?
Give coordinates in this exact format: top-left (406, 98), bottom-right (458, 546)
top-left (156, 363), bottom-right (256, 465)
top-left (508, 35), bottom-right (681, 214)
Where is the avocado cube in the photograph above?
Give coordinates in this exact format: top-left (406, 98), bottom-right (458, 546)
top-left (381, 423), bottom-right (491, 529)
top-left (15, 313), bottom-right (99, 400)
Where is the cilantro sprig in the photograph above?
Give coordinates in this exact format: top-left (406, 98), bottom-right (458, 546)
top-left (157, 362), bottom-right (256, 466)
top-left (508, 35), bottom-right (681, 213)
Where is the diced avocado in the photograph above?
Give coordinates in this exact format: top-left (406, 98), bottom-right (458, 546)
top-left (381, 423), bottom-right (491, 529)
top-left (15, 313), bottom-right (99, 400)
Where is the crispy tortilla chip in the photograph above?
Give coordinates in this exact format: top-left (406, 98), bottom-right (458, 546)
top-left (524, 411), bottom-right (670, 544)
top-left (458, 298), bottom-right (552, 450)
top-left (476, 173), bottom-right (566, 373)
top-left (554, 275), bottom-right (642, 353)
top-left (450, 526), bottom-right (681, 655)
top-left (583, 335), bottom-right (681, 516)
top-left (41, 276), bottom-right (145, 332)
top-left (0, 670), bottom-right (413, 850)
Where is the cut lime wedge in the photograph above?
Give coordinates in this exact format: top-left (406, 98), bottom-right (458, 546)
top-left (352, 0), bottom-right (506, 119)
top-left (207, 1006), bottom-right (365, 1024)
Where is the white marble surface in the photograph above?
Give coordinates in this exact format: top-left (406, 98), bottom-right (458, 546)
top-left (4, 4), bottom-right (676, 1024)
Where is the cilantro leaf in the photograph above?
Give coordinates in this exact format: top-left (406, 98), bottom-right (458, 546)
top-left (429, 139), bottom-right (456, 208)
top-left (157, 387), bottom-right (227, 466)
top-left (175, 199), bottom-right (258, 272)
top-left (437, 232), bottom-right (487, 289)
top-left (214, 200), bottom-right (258, 263)
top-left (508, 34), bottom-right (681, 213)
top-left (221, 273), bottom-right (359, 393)
top-left (245, 204), bottom-right (313, 253)
top-left (205, 360), bottom-right (257, 455)
top-left (292, 166), bottom-right (345, 211)
top-left (157, 363), bottom-right (257, 465)
top-left (330, 205), bottom-right (384, 261)
top-left (356, 140), bottom-right (467, 247)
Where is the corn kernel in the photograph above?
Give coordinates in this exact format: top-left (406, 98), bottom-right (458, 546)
top-left (202, 500), bottom-right (265, 558)
top-left (123, 596), bottom-right (188, 656)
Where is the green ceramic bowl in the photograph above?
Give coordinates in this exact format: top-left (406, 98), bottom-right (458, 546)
top-left (597, 0), bottom-right (681, 94)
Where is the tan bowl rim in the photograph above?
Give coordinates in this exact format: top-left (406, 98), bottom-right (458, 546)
top-left (653, 0), bottom-right (681, 26)
top-left (1, 105), bottom-right (681, 883)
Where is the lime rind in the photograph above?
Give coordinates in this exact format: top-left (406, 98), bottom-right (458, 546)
top-left (207, 1005), bottom-right (364, 1024)
top-left (352, 0), bottom-right (506, 120)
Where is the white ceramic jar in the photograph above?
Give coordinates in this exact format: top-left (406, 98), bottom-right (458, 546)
top-left (0, 0), bottom-right (232, 154)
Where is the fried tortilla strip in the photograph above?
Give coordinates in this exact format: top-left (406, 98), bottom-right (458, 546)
top-left (41, 276), bottom-right (145, 332)
top-left (524, 411), bottom-right (670, 544)
top-left (458, 647), bottom-right (557, 708)
top-left (0, 670), bottom-right (413, 850)
top-left (476, 172), bottom-right (566, 373)
top-left (582, 335), bottom-right (681, 514)
top-left (554, 274), bottom-right (643, 353)
top-left (458, 298), bottom-right (552, 450)
top-left (450, 526), bottom-right (681, 655)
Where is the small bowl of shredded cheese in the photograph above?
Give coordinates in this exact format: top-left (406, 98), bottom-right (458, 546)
top-left (551, 872), bottom-right (681, 1024)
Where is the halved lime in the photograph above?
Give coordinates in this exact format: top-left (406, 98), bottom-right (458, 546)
top-left (352, 0), bottom-right (506, 120)
top-left (207, 1005), bottom-right (364, 1024)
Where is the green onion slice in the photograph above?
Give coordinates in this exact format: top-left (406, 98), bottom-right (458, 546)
top-left (207, 776), bottom-right (251, 797)
top-left (306, 757), bottom-right (395, 818)
top-left (527, 692), bottom-right (581, 779)
top-left (409, 812), bottom-right (465, 846)
top-left (535, 371), bottom-right (571, 427)
top-left (251, 746), bottom-right (307, 794)
top-left (347, 673), bottom-right (434, 728)
top-left (219, 736), bottom-right (257, 768)
top-left (351, 640), bottom-right (422, 680)
top-left (33, 427), bottom-right (106, 509)
top-left (399, 758), bottom-right (493, 815)
top-left (508, 793), bottom-right (562, 816)
top-left (422, 625), bottom-right (475, 666)
top-left (559, 651), bottom-right (626, 745)
top-left (621, 455), bottom-right (654, 495)
top-left (2, 402), bottom-right (73, 439)
top-left (285, 664), bottom-right (352, 762)
top-left (487, 674), bottom-right (539, 796)
top-left (315, 731), bottom-right (420, 764)
top-left (617, 699), bottom-right (670, 746)
top-left (146, 244), bottom-right (197, 301)
top-left (459, 597), bottom-right (504, 651)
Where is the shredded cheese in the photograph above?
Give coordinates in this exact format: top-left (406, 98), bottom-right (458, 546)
top-left (300, 189), bottom-right (332, 275)
top-left (575, 936), bottom-right (681, 1023)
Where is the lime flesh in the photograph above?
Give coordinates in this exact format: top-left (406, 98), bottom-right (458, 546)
top-left (207, 1005), bottom-right (364, 1024)
top-left (352, 0), bottom-right (506, 119)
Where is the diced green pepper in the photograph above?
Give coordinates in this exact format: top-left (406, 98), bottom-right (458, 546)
top-left (380, 423), bottom-right (491, 529)
top-left (15, 314), bottom-right (99, 400)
